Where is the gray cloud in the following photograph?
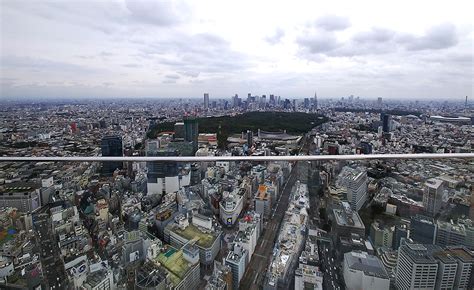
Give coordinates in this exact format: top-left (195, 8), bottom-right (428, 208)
top-left (297, 32), bottom-right (340, 54)
top-left (124, 0), bottom-right (190, 27)
top-left (164, 74), bottom-right (180, 79)
top-left (401, 23), bottom-right (458, 51)
top-left (314, 15), bottom-right (351, 31)
top-left (265, 28), bottom-right (285, 44)
top-left (1, 56), bottom-right (101, 74)
top-left (299, 23), bottom-right (461, 58)
top-left (353, 28), bottom-right (396, 43)
top-left (122, 63), bottom-right (142, 68)
top-left (139, 33), bottom-right (251, 74)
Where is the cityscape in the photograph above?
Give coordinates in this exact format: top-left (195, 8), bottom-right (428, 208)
top-left (1, 1), bottom-right (473, 290)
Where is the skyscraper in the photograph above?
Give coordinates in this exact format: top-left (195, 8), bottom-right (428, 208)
top-left (184, 117), bottom-right (199, 154)
top-left (382, 113), bottom-right (391, 133)
top-left (101, 136), bottom-right (123, 176)
top-left (423, 178), bottom-right (444, 216)
top-left (204, 93), bottom-right (209, 110)
top-left (338, 167), bottom-right (368, 211)
top-left (410, 214), bottom-right (437, 244)
top-left (313, 91), bottom-right (318, 110)
top-left (396, 243), bottom-right (440, 290)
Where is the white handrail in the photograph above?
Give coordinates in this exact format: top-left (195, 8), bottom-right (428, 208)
top-left (0, 153), bottom-right (472, 162)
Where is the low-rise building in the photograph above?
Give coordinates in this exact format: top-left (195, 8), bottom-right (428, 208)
top-left (343, 251), bottom-right (390, 290)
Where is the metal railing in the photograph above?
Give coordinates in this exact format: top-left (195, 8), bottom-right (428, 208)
top-left (0, 153), bottom-right (473, 162)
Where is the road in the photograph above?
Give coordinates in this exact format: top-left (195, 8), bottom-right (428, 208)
top-left (239, 162), bottom-right (299, 289)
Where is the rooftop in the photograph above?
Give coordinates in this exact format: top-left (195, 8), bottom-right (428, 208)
top-left (344, 251), bottom-right (389, 279)
top-left (172, 223), bottom-right (219, 248)
top-left (156, 247), bottom-right (193, 287)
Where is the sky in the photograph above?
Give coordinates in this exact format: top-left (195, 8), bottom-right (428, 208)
top-left (1, 0), bottom-right (473, 100)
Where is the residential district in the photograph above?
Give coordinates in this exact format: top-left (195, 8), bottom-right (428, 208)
top-left (0, 94), bottom-right (472, 290)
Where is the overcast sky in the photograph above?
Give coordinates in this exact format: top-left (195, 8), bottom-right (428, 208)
top-left (1, 0), bottom-right (473, 100)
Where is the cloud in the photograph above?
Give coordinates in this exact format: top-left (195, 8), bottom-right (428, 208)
top-left (138, 33), bottom-right (251, 74)
top-left (164, 74), bottom-right (180, 79)
top-left (298, 23), bottom-right (461, 58)
top-left (1, 55), bottom-right (101, 74)
top-left (124, 0), bottom-right (189, 26)
top-left (314, 15), bottom-right (351, 31)
top-left (297, 32), bottom-right (340, 54)
top-left (353, 28), bottom-right (396, 43)
top-left (122, 63), bottom-right (142, 68)
top-left (265, 28), bottom-right (285, 44)
top-left (180, 71), bottom-right (200, 78)
top-left (401, 23), bottom-right (458, 51)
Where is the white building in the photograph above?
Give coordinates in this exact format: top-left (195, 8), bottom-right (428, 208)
top-left (343, 251), bottom-right (390, 290)
top-left (225, 243), bottom-right (248, 290)
top-left (423, 178), bottom-right (445, 216)
top-left (338, 167), bottom-right (368, 211)
top-left (396, 243), bottom-right (440, 290)
top-left (294, 263), bottom-right (323, 290)
top-left (219, 188), bottom-right (246, 226)
top-left (147, 170), bottom-right (191, 195)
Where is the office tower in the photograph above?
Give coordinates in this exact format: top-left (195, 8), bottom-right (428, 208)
top-left (370, 220), bottom-right (393, 249)
top-left (204, 93), bottom-right (209, 110)
top-left (313, 91), bottom-right (318, 110)
top-left (184, 117), bottom-right (199, 154)
top-left (338, 167), bottom-right (368, 211)
top-left (225, 243), bottom-right (248, 290)
top-left (396, 243), bottom-right (441, 290)
top-left (377, 97), bottom-right (383, 108)
top-left (393, 224), bottom-right (408, 249)
top-left (269, 94), bottom-right (275, 105)
top-left (410, 214), bottom-right (437, 244)
top-left (303, 98), bottom-right (310, 109)
top-left (382, 113), bottom-right (391, 133)
top-left (343, 251), bottom-right (390, 290)
top-left (445, 247), bottom-right (474, 289)
top-left (101, 136), bottom-right (123, 176)
top-left (436, 220), bottom-right (466, 247)
top-left (247, 130), bottom-right (253, 147)
top-left (146, 145), bottom-right (179, 195)
top-left (174, 122), bottom-right (185, 139)
top-left (423, 178), bottom-right (444, 216)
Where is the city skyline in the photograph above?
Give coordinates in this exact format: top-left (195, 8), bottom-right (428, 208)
top-left (1, 0), bottom-right (473, 99)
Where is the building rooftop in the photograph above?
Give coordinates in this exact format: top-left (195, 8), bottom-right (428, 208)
top-left (344, 251), bottom-right (389, 279)
top-left (156, 247), bottom-right (194, 287)
top-left (172, 223), bottom-right (219, 248)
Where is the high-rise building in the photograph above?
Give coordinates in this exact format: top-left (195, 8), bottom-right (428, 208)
top-left (225, 243), bottom-right (248, 290)
top-left (246, 130), bottom-right (253, 147)
top-left (410, 214), bottom-right (437, 244)
top-left (343, 251), bottom-right (390, 290)
top-left (445, 247), bottom-right (474, 289)
top-left (204, 93), bottom-right (209, 110)
top-left (313, 91), bottom-right (318, 110)
top-left (436, 220), bottom-right (467, 248)
top-left (423, 178), bottom-right (444, 216)
top-left (396, 242), bottom-right (474, 290)
top-left (338, 167), bottom-right (368, 211)
top-left (174, 122), bottom-right (185, 139)
top-left (101, 136), bottom-right (123, 176)
top-left (393, 224), bottom-right (408, 249)
top-left (382, 113), bottom-right (391, 133)
top-left (370, 220), bottom-right (393, 249)
top-left (184, 117), bottom-right (199, 154)
top-left (396, 243), bottom-right (440, 290)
